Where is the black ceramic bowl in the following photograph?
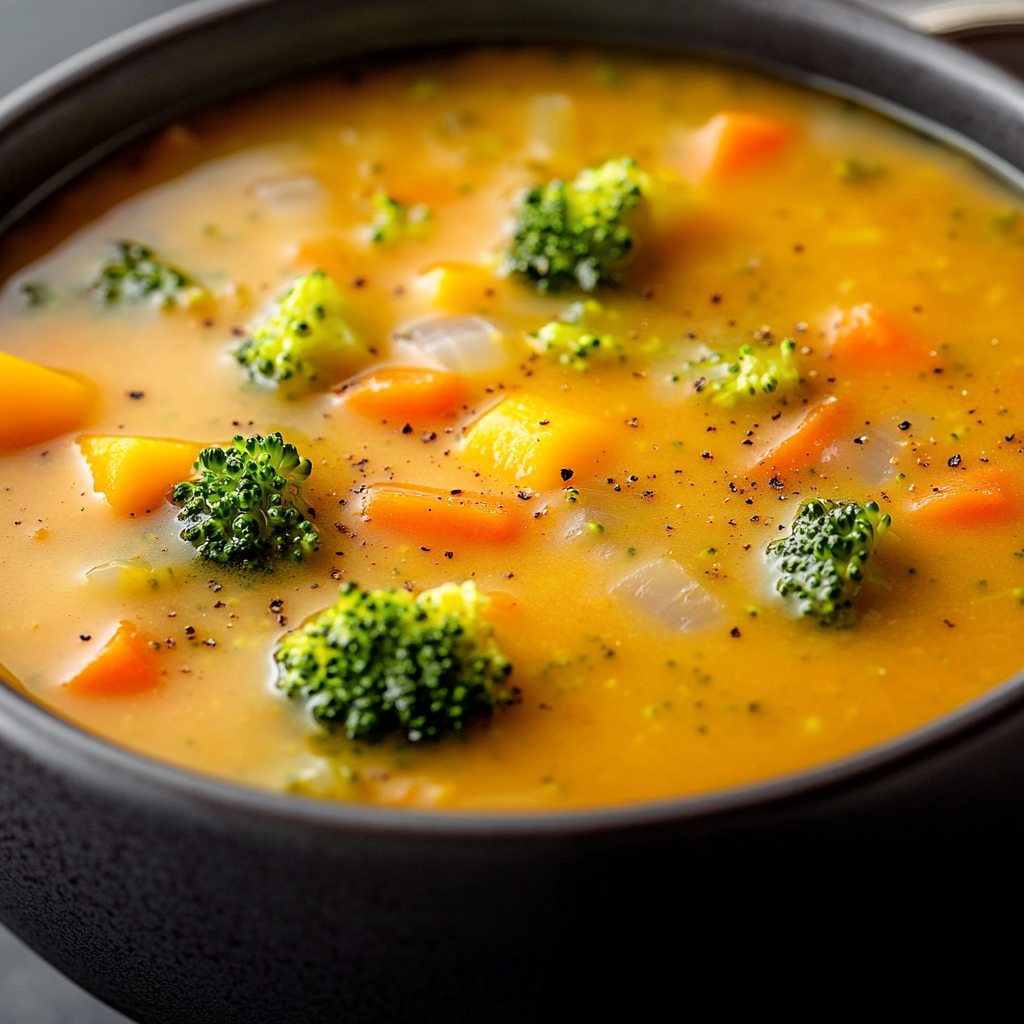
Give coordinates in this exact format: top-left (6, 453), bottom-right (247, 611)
top-left (2, 2), bottom-right (1023, 1019)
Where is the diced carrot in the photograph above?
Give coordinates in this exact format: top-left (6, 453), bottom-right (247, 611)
top-left (359, 485), bottom-right (524, 543)
top-left (337, 367), bottom-right (465, 420)
top-left (680, 111), bottom-right (793, 182)
top-left (909, 470), bottom-right (1019, 529)
top-left (63, 621), bottom-right (162, 697)
top-left (757, 396), bottom-right (850, 477)
top-left (0, 352), bottom-right (94, 452)
top-left (79, 435), bottom-right (204, 515)
top-left (829, 304), bottom-right (926, 369)
top-left (462, 395), bottom-right (604, 488)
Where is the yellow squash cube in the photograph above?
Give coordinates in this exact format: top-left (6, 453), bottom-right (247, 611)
top-left (0, 352), bottom-right (94, 452)
top-left (416, 262), bottom-right (499, 312)
top-left (79, 435), bottom-right (204, 515)
top-left (462, 395), bottom-right (604, 488)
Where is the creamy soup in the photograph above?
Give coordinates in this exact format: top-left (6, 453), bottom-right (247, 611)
top-left (0, 47), bottom-right (1021, 809)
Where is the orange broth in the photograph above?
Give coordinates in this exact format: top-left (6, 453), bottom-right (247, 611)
top-left (0, 48), bottom-right (1022, 809)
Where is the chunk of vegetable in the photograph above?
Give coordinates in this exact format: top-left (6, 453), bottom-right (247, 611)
top-left (527, 300), bottom-right (625, 371)
top-left (0, 352), bottom-right (94, 452)
top-left (462, 395), bottom-right (603, 487)
top-left (505, 157), bottom-right (649, 292)
top-left (337, 367), bottom-right (465, 420)
top-left (415, 263), bottom-right (498, 311)
top-left (237, 271), bottom-right (370, 385)
top-left (829, 304), bottom-right (925, 368)
top-left (396, 316), bottom-right (508, 374)
top-left (252, 175), bottom-right (328, 218)
top-left (612, 558), bottom-right (722, 632)
top-left (79, 435), bottom-right (204, 515)
top-left (63, 621), bottom-right (161, 696)
top-left (758, 396), bottom-right (850, 477)
top-left (527, 92), bottom-right (577, 162)
top-left (359, 485), bottom-right (524, 543)
top-left (909, 470), bottom-right (1019, 528)
top-left (680, 111), bottom-right (793, 182)
top-left (90, 240), bottom-right (207, 310)
top-left (367, 192), bottom-right (433, 243)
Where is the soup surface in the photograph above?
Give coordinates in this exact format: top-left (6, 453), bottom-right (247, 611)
top-left (0, 48), bottom-right (1022, 809)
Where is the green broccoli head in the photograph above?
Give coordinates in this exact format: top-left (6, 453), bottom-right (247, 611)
top-left (527, 299), bottom-right (625, 370)
top-left (91, 240), bottom-right (205, 309)
top-left (368, 191), bottom-right (433, 243)
top-left (692, 338), bottom-right (798, 406)
top-left (236, 271), bottom-right (370, 384)
top-left (506, 157), bottom-right (648, 293)
top-left (275, 580), bottom-right (513, 742)
top-left (171, 433), bottom-right (319, 568)
top-left (767, 498), bottom-right (890, 626)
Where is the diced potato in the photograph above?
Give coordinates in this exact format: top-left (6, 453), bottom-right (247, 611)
top-left (462, 395), bottom-right (603, 487)
top-left (79, 435), bottom-right (204, 515)
top-left (0, 352), bottom-right (94, 452)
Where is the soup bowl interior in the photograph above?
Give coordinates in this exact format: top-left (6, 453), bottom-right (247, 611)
top-left (1, 0), bottom-right (1023, 1019)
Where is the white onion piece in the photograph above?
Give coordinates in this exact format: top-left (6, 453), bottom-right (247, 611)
top-left (821, 430), bottom-right (901, 486)
top-left (387, 339), bottom-right (448, 371)
top-left (562, 506), bottom-right (628, 544)
top-left (397, 317), bottom-right (509, 375)
top-left (612, 558), bottom-right (723, 632)
top-left (527, 93), bottom-right (576, 162)
top-left (251, 175), bottom-right (328, 217)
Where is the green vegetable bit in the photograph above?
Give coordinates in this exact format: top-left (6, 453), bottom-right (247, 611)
top-left (506, 157), bottom-right (648, 293)
top-left (692, 338), bottom-right (799, 406)
top-left (834, 158), bottom-right (885, 182)
top-left (527, 299), bottom-right (625, 370)
top-left (368, 191), bottom-right (433, 243)
top-left (91, 240), bottom-right (203, 309)
top-left (275, 580), bottom-right (513, 742)
top-left (236, 270), bottom-right (369, 384)
top-left (171, 433), bottom-right (319, 568)
top-left (767, 498), bottom-right (891, 626)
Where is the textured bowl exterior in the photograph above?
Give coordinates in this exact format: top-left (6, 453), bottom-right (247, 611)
top-left (1, 2), bottom-right (1023, 1019)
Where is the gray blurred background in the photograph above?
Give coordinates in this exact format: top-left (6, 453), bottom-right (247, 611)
top-left (0, 0), bottom-right (1021, 1020)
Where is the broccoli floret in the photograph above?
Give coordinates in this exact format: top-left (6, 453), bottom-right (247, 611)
top-left (367, 191), bottom-right (433, 243)
top-left (691, 338), bottom-right (798, 406)
top-left (91, 240), bottom-right (205, 309)
top-left (275, 580), bottom-right (512, 742)
top-left (506, 157), bottom-right (648, 293)
top-left (171, 433), bottom-right (319, 568)
top-left (236, 271), bottom-right (370, 384)
top-left (766, 498), bottom-right (891, 626)
top-left (527, 299), bottom-right (625, 370)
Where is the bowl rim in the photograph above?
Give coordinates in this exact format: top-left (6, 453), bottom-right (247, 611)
top-left (1, 0), bottom-right (1023, 839)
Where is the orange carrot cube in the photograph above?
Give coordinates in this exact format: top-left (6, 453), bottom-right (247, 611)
top-left (680, 111), bottom-right (793, 182)
top-left (0, 352), bottom-right (94, 452)
top-left (79, 435), bottom-right (204, 515)
top-left (64, 621), bottom-right (162, 697)
top-left (359, 485), bottom-right (524, 543)
top-left (337, 367), bottom-right (465, 420)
